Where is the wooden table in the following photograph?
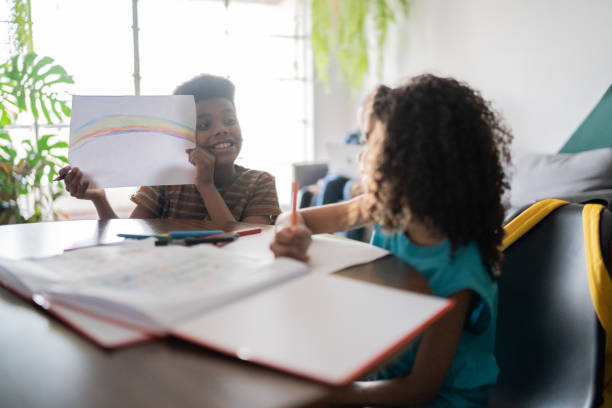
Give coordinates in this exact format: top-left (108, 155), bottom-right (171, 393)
top-left (0, 219), bottom-right (429, 408)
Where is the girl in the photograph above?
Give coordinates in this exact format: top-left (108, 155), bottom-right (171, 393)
top-left (270, 74), bottom-right (512, 407)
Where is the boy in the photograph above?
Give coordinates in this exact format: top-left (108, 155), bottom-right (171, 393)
top-left (59, 74), bottom-right (281, 224)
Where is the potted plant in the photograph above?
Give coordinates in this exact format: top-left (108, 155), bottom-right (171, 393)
top-left (311, 0), bottom-right (409, 90)
top-left (1, 1), bottom-right (73, 223)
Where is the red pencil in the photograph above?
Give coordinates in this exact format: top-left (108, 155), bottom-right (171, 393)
top-left (291, 181), bottom-right (298, 228)
top-left (236, 228), bottom-right (262, 237)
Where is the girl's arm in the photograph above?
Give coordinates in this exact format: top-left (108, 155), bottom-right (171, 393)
top-left (327, 289), bottom-right (475, 407)
top-left (280, 195), bottom-right (368, 234)
top-left (270, 196), bottom-right (369, 261)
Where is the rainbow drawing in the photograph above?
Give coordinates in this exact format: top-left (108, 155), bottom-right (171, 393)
top-left (70, 114), bottom-right (195, 150)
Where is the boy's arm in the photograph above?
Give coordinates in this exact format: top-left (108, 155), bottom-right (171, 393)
top-left (243, 215), bottom-right (275, 224)
top-left (324, 290), bottom-right (474, 407)
top-left (59, 166), bottom-right (119, 219)
top-left (95, 192), bottom-right (159, 219)
top-left (129, 203), bottom-right (157, 219)
top-left (187, 147), bottom-right (237, 223)
top-left (240, 172), bottom-right (281, 225)
top-left (196, 184), bottom-right (238, 223)
top-left (90, 193), bottom-right (119, 219)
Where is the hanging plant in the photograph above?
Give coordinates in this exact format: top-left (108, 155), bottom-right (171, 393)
top-left (311, 0), bottom-right (409, 90)
top-left (9, 0), bottom-right (34, 54)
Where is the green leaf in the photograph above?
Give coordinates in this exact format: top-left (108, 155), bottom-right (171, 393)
top-left (22, 53), bottom-right (36, 71)
top-left (9, 55), bottom-right (20, 80)
top-left (310, 0), bottom-right (406, 90)
top-left (48, 141), bottom-right (68, 149)
top-left (311, 0), bottom-right (333, 86)
top-left (40, 99), bottom-right (52, 123)
top-left (28, 90), bottom-right (39, 119)
top-left (41, 64), bottom-right (68, 78)
top-left (30, 56), bottom-right (54, 77)
top-left (60, 101), bottom-right (71, 117)
top-left (26, 212), bottom-right (42, 223)
top-left (50, 100), bottom-right (62, 122)
top-left (16, 90), bottom-right (26, 111)
top-left (373, 0), bottom-right (394, 79)
top-left (0, 145), bottom-right (17, 161)
top-left (0, 50), bottom-right (73, 222)
top-left (0, 109), bottom-right (12, 126)
top-left (396, 0), bottom-right (409, 16)
top-left (42, 75), bottom-right (75, 87)
top-left (9, 1), bottom-right (34, 54)
top-left (38, 134), bottom-right (53, 151)
top-left (34, 167), bottom-right (44, 185)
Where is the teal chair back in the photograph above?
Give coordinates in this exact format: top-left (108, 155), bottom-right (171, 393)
top-left (560, 85), bottom-right (612, 153)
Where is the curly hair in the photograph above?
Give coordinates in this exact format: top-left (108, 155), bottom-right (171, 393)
top-left (173, 74), bottom-right (235, 104)
top-left (363, 74), bottom-right (512, 277)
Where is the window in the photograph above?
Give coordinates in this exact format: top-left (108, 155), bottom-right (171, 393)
top-left (4, 0), bottom-right (312, 217)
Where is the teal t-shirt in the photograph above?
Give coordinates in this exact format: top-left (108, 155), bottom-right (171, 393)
top-left (368, 224), bottom-right (499, 407)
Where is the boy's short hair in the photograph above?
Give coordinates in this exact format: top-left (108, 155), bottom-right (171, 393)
top-left (173, 74), bottom-right (235, 104)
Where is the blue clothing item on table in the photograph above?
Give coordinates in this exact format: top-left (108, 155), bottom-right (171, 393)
top-left (368, 224), bottom-right (499, 407)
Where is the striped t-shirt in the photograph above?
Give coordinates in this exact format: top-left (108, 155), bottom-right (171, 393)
top-left (130, 165), bottom-right (281, 222)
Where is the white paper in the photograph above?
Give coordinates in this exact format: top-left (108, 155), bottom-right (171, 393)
top-left (0, 256), bottom-right (150, 347)
top-left (1, 240), bottom-right (308, 333)
top-left (173, 273), bottom-right (451, 385)
top-left (0, 231), bottom-right (389, 349)
top-left (220, 230), bottom-right (389, 274)
top-left (50, 303), bottom-right (151, 348)
top-left (69, 95), bottom-right (196, 188)
top-left (308, 234), bottom-right (389, 274)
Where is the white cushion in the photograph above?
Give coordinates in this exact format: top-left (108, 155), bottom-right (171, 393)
top-left (508, 147), bottom-right (612, 212)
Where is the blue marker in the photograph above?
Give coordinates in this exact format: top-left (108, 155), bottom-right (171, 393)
top-left (168, 230), bottom-right (225, 239)
top-left (117, 233), bottom-right (167, 240)
top-left (117, 230), bottom-right (224, 241)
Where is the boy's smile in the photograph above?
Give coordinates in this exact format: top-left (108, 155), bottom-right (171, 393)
top-left (195, 98), bottom-right (242, 165)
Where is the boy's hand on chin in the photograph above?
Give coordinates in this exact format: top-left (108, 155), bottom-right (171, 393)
top-left (270, 225), bottom-right (312, 262)
top-left (186, 147), bottom-right (216, 186)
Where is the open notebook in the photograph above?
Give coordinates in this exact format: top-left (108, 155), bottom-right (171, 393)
top-left (0, 233), bottom-right (452, 386)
